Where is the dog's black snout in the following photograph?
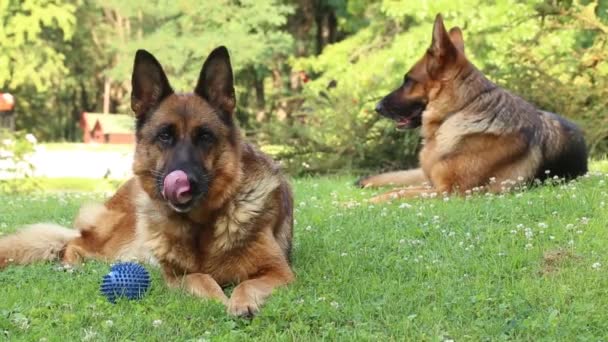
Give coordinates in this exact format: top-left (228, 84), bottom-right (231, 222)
top-left (375, 101), bottom-right (384, 114)
top-left (187, 175), bottom-right (199, 191)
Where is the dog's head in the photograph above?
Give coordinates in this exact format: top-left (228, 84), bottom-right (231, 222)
top-left (375, 14), bottom-right (468, 129)
top-left (131, 47), bottom-right (242, 213)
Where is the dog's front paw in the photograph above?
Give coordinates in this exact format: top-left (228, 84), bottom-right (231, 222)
top-left (355, 176), bottom-right (372, 188)
top-left (227, 286), bottom-right (259, 317)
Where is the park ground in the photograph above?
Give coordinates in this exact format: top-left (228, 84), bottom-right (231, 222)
top-left (0, 156), bottom-right (607, 341)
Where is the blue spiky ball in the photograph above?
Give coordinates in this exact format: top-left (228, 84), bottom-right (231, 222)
top-left (100, 262), bottom-right (150, 303)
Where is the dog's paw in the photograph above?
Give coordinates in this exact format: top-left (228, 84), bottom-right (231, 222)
top-left (227, 284), bottom-right (260, 318)
top-left (227, 292), bottom-right (259, 318)
top-left (355, 176), bottom-right (372, 188)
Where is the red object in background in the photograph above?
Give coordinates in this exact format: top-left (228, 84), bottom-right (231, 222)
top-left (0, 93), bottom-right (15, 111)
top-left (299, 70), bottom-right (309, 83)
top-left (80, 112), bottom-right (135, 144)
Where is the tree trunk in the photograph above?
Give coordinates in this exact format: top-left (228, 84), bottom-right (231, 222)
top-left (251, 67), bottom-right (265, 110)
top-left (103, 76), bottom-right (111, 113)
top-left (315, 8), bottom-right (338, 55)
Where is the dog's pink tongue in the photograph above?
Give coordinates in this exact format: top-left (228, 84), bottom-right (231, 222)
top-left (163, 170), bottom-right (192, 204)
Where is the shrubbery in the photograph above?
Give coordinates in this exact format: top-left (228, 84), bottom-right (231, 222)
top-left (0, 130), bottom-right (37, 192)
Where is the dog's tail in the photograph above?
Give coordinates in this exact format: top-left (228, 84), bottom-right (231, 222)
top-left (0, 223), bottom-right (80, 268)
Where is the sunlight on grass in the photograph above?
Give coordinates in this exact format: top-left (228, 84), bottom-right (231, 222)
top-left (590, 159), bottom-right (608, 173)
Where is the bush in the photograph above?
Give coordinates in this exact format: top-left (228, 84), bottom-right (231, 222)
top-left (0, 130), bottom-right (37, 193)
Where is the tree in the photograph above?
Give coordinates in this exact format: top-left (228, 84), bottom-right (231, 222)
top-left (95, 0), bottom-right (294, 119)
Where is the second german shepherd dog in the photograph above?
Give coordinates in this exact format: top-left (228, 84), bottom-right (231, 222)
top-left (359, 14), bottom-right (588, 202)
top-left (0, 47), bottom-right (294, 317)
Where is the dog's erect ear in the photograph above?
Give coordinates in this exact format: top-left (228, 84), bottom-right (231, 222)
top-left (195, 46), bottom-right (236, 118)
top-left (427, 14), bottom-right (461, 78)
top-left (131, 50), bottom-right (173, 118)
top-left (449, 27), bottom-right (465, 53)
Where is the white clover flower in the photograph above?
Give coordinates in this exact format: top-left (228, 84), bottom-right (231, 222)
top-left (525, 243), bottom-right (533, 250)
top-left (82, 328), bottom-right (97, 341)
top-left (592, 262), bottom-right (601, 270)
top-left (537, 222), bottom-right (548, 229)
top-left (399, 203), bottom-right (412, 209)
top-left (152, 320), bottom-right (163, 328)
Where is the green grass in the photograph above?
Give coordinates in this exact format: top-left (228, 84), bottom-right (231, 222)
top-left (37, 178), bottom-right (122, 192)
top-left (1, 169), bottom-right (608, 341)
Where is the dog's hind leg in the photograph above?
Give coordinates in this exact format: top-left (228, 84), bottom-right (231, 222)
top-left (357, 168), bottom-right (427, 188)
top-left (368, 186), bottom-right (440, 203)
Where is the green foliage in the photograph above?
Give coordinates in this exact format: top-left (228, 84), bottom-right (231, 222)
top-left (273, 0), bottom-right (608, 174)
top-left (0, 0), bottom-right (76, 91)
top-left (0, 129), bottom-right (37, 192)
top-left (97, 0), bottom-right (294, 113)
top-left (0, 0), bottom-right (102, 141)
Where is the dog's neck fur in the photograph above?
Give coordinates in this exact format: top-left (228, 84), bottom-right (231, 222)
top-left (421, 63), bottom-right (499, 140)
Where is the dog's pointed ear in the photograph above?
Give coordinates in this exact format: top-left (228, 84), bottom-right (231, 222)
top-left (427, 14), bottom-right (460, 78)
top-left (131, 50), bottom-right (173, 117)
top-left (194, 46), bottom-right (236, 118)
top-left (449, 27), bottom-right (465, 53)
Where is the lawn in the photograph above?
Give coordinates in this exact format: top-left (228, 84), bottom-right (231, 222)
top-left (1, 168), bottom-right (607, 341)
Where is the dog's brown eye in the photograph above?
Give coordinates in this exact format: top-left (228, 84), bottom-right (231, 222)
top-left (196, 129), bottom-right (215, 146)
top-left (403, 74), bottom-right (416, 85)
top-left (156, 126), bottom-right (175, 146)
top-left (159, 132), bottom-right (172, 143)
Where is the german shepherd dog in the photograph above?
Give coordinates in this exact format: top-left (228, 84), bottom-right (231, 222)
top-left (0, 47), bottom-right (294, 316)
top-left (359, 14), bottom-right (588, 202)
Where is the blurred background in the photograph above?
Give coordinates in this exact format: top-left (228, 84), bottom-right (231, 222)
top-left (0, 0), bottom-right (606, 188)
